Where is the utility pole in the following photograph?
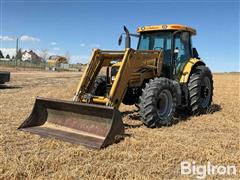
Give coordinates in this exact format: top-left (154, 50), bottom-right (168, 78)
top-left (15, 37), bottom-right (18, 68)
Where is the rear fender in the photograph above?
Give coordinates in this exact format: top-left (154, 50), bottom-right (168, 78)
top-left (180, 58), bottom-right (205, 83)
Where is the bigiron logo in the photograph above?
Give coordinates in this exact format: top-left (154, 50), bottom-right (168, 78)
top-left (180, 161), bottom-right (237, 179)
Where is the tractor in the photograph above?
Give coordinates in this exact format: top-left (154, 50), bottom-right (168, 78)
top-left (19, 24), bottom-right (213, 148)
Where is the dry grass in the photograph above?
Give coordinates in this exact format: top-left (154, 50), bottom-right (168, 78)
top-left (0, 71), bottom-right (239, 179)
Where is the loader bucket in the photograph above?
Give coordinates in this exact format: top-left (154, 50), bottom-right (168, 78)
top-left (18, 97), bottom-right (124, 149)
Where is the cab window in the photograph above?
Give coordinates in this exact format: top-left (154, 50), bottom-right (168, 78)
top-left (174, 33), bottom-right (191, 63)
top-left (174, 32), bottom-right (192, 77)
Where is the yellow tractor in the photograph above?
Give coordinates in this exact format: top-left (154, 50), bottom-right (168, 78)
top-left (19, 24), bottom-right (213, 148)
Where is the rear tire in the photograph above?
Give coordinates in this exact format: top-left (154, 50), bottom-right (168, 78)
top-left (187, 66), bottom-right (213, 114)
top-left (139, 77), bottom-right (177, 127)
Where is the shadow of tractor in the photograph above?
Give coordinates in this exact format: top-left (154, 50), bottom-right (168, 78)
top-left (173, 103), bottom-right (222, 125)
top-left (0, 84), bottom-right (22, 89)
top-left (122, 103), bottom-right (222, 128)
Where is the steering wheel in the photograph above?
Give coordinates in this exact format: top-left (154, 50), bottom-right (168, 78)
top-left (153, 47), bottom-right (162, 50)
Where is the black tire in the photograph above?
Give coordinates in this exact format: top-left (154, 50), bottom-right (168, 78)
top-left (122, 88), bottom-right (142, 105)
top-left (187, 66), bottom-right (213, 114)
top-left (139, 77), bottom-right (177, 127)
top-left (91, 76), bottom-right (107, 96)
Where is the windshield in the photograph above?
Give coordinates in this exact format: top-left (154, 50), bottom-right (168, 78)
top-left (137, 31), bottom-right (172, 50)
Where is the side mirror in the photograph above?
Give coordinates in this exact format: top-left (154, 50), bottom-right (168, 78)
top-left (181, 32), bottom-right (189, 43)
top-left (118, 26), bottom-right (138, 48)
top-left (118, 34), bottom-right (122, 46)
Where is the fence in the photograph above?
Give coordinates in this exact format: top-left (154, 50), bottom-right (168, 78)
top-left (0, 59), bottom-right (46, 70)
top-left (0, 59), bottom-right (82, 71)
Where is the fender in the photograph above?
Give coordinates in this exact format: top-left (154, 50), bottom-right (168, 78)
top-left (180, 58), bottom-right (205, 83)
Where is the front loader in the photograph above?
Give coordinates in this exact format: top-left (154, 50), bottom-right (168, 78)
top-left (19, 24), bottom-right (213, 148)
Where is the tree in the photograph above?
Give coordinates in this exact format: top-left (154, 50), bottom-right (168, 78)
top-left (16, 49), bottom-right (22, 60)
top-left (40, 49), bottom-right (49, 62)
top-left (64, 51), bottom-right (71, 63)
top-left (0, 50), bottom-right (4, 58)
top-left (6, 54), bottom-right (10, 59)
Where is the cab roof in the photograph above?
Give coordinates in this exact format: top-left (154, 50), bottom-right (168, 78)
top-left (137, 24), bottom-right (196, 35)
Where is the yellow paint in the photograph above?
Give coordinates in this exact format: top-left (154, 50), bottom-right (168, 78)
top-left (137, 24), bottom-right (196, 35)
top-left (180, 58), bottom-right (205, 83)
top-left (92, 97), bottom-right (109, 104)
top-left (112, 62), bottom-right (122, 67)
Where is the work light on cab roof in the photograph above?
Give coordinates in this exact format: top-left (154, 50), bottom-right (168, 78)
top-left (137, 24), bottom-right (196, 35)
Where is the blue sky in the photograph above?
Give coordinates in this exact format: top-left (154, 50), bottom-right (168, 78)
top-left (0, 0), bottom-right (239, 72)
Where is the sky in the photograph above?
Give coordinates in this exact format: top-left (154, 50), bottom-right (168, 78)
top-left (0, 0), bottom-right (239, 72)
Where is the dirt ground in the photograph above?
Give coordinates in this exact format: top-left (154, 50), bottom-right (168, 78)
top-left (0, 71), bottom-right (239, 179)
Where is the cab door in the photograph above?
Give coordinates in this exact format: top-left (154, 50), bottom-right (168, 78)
top-left (173, 32), bottom-right (192, 78)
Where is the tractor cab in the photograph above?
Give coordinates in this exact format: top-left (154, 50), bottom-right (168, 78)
top-left (137, 24), bottom-right (198, 79)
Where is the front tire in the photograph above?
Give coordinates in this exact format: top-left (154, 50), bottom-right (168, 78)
top-left (139, 77), bottom-right (177, 127)
top-left (187, 66), bottom-right (213, 114)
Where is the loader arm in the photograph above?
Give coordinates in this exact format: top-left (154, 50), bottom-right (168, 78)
top-left (18, 48), bottom-right (163, 149)
top-left (73, 49), bottom-right (103, 101)
top-left (74, 48), bottom-right (163, 108)
top-left (109, 49), bottom-right (163, 108)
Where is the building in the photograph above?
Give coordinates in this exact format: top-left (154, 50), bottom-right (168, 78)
top-left (22, 50), bottom-right (42, 63)
top-left (47, 55), bottom-right (68, 70)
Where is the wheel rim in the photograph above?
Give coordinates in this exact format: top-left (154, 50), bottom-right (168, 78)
top-left (157, 89), bottom-right (173, 117)
top-left (200, 76), bottom-right (211, 108)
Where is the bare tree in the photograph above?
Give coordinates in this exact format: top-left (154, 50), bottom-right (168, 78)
top-left (64, 51), bottom-right (71, 63)
top-left (16, 49), bottom-right (22, 60)
top-left (40, 49), bottom-right (49, 62)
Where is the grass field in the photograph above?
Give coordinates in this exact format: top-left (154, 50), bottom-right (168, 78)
top-left (0, 71), bottom-right (239, 179)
